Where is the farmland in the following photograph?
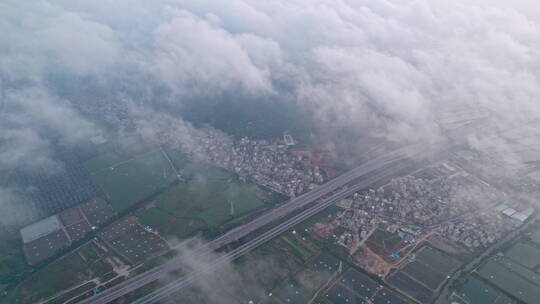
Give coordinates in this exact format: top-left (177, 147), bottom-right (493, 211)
top-left (458, 276), bottom-right (499, 304)
top-left (99, 217), bottom-right (169, 265)
top-left (318, 268), bottom-right (411, 304)
top-left (84, 149), bottom-right (177, 212)
top-left (386, 246), bottom-right (460, 303)
top-left (164, 234), bottom-right (316, 304)
top-left (365, 229), bottom-right (409, 262)
top-left (138, 162), bottom-right (275, 239)
top-left (6, 241), bottom-right (116, 304)
top-left (477, 257), bottom-right (540, 304)
top-left (504, 242), bottom-right (540, 268)
top-left (386, 271), bottom-right (433, 303)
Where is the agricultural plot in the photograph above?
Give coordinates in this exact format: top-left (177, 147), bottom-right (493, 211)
top-left (386, 272), bottom-right (433, 303)
top-left (478, 257), bottom-right (540, 304)
top-left (65, 221), bottom-right (93, 241)
top-left (505, 242), bottom-right (540, 268)
top-left (338, 269), bottom-right (380, 299)
top-left (139, 163), bottom-right (271, 239)
top-left (372, 288), bottom-right (409, 304)
top-left (79, 198), bottom-right (115, 227)
top-left (307, 253), bottom-right (341, 275)
top-left (276, 281), bottom-right (313, 304)
top-left (321, 283), bottom-right (366, 304)
top-left (401, 260), bottom-right (446, 290)
top-left (497, 257), bottom-right (540, 286)
top-left (21, 198), bottom-right (114, 265)
top-left (155, 168), bottom-right (264, 226)
top-left (458, 275), bottom-right (516, 304)
top-left (416, 246), bottom-right (461, 274)
top-left (458, 276), bottom-right (500, 304)
top-left (3, 159), bottom-right (102, 227)
top-left (365, 229), bottom-right (408, 261)
top-left (85, 150), bottom-right (177, 211)
top-left (100, 217), bottom-right (169, 264)
top-left (9, 241), bottom-right (114, 304)
top-left (317, 268), bottom-right (410, 304)
top-left (23, 230), bottom-right (71, 265)
top-left (385, 246), bottom-right (460, 302)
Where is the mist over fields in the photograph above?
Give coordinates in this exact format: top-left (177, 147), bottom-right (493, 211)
top-left (1, 0), bottom-right (540, 247)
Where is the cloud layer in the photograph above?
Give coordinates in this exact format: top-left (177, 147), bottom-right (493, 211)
top-left (2, 0), bottom-right (540, 153)
top-left (1, 0), bottom-right (540, 232)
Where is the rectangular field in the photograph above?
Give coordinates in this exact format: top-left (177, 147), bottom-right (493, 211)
top-left (85, 150), bottom-right (177, 211)
top-left (338, 269), bottom-right (379, 299)
top-left (505, 242), bottom-right (540, 269)
top-left (401, 260), bottom-right (447, 290)
top-left (458, 276), bottom-right (499, 304)
top-left (478, 258), bottom-right (540, 304)
top-left (398, 246), bottom-right (461, 291)
top-left (415, 246), bottom-right (460, 274)
top-left (153, 165), bottom-right (265, 227)
top-left (373, 288), bottom-right (410, 304)
top-left (386, 272), bottom-right (433, 303)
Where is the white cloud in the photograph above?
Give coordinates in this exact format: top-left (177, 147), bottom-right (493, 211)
top-left (1, 0), bottom-right (540, 167)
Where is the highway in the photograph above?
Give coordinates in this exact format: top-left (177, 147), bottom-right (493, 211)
top-left (77, 147), bottom-right (420, 304)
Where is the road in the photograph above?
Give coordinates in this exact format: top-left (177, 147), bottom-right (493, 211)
top-left (132, 159), bottom-right (417, 304)
top-left (77, 147), bottom-right (421, 304)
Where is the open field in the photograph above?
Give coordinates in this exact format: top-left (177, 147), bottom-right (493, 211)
top-left (163, 235), bottom-right (311, 304)
top-left (505, 242), bottom-right (540, 269)
top-left (365, 229), bottom-right (408, 261)
top-left (7, 241), bottom-right (115, 304)
top-left (84, 150), bottom-right (176, 211)
top-left (416, 246), bottom-right (460, 274)
top-left (373, 288), bottom-right (409, 304)
top-left (458, 276), bottom-right (499, 304)
top-left (138, 162), bottom-right (274, 240)
top-left (339, 269), bottom-right (379, 299)
top-left (155, 166), bottom-right (264, 226)
top-left (497, 257), bottom-right (540, 286)
top-left (401, 260), bottom-right (447, 290)
top-left (531, 229), bottom-right (540, 245)
top-left (100, 217), bottom-right (169, 265)
top-left (319, 268), bottom-right (410, 304)
top-left (400, 246), bottom-right (461, 291)
top-left (386, 272), bottom-right (433, 303)
top-left (478, 257), bottom-right (540, 304)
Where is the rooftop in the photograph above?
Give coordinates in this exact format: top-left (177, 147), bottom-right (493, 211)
top-left (20, 215), bottom-right (62, 244)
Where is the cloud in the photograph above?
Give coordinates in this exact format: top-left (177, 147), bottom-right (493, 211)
top-left (1, 0), bottom-right (540, 232)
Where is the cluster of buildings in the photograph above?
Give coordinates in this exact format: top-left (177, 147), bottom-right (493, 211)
top-left (334, 167), bottom-right (531, 251)
top-left (190, 129), bottom-right (325, 197)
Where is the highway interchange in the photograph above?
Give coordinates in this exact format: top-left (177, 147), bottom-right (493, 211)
top-left (78, 147), bottom-right (423, 304)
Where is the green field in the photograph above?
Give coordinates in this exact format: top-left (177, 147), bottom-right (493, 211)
top-left (155, 165), bottom-right (264, 226)
top-left (459, 276), bottom-right (499, 304)
top-left (505, 242), bottom-right (540, 268)
top-left (84, 150), bottom-right (177, 211)
top-left (82, 152), bottom-right (123, 172)
top-left (7, 242), bottom-right (113, 304)
top-left (478, 258), bottom-right (540, 304)
top-left (497, 257), bottom-right (540, 286)
top-left (416, 246), bottom-right (460, 274)
top-left (137, 162), bottom-right (272, 239)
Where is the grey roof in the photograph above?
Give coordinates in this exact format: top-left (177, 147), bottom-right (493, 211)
top-left (20, 215), bottom-right (61, 244)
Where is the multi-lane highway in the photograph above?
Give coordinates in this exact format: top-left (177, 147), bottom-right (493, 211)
top-left (77, 147), bottom-right (420, 304)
